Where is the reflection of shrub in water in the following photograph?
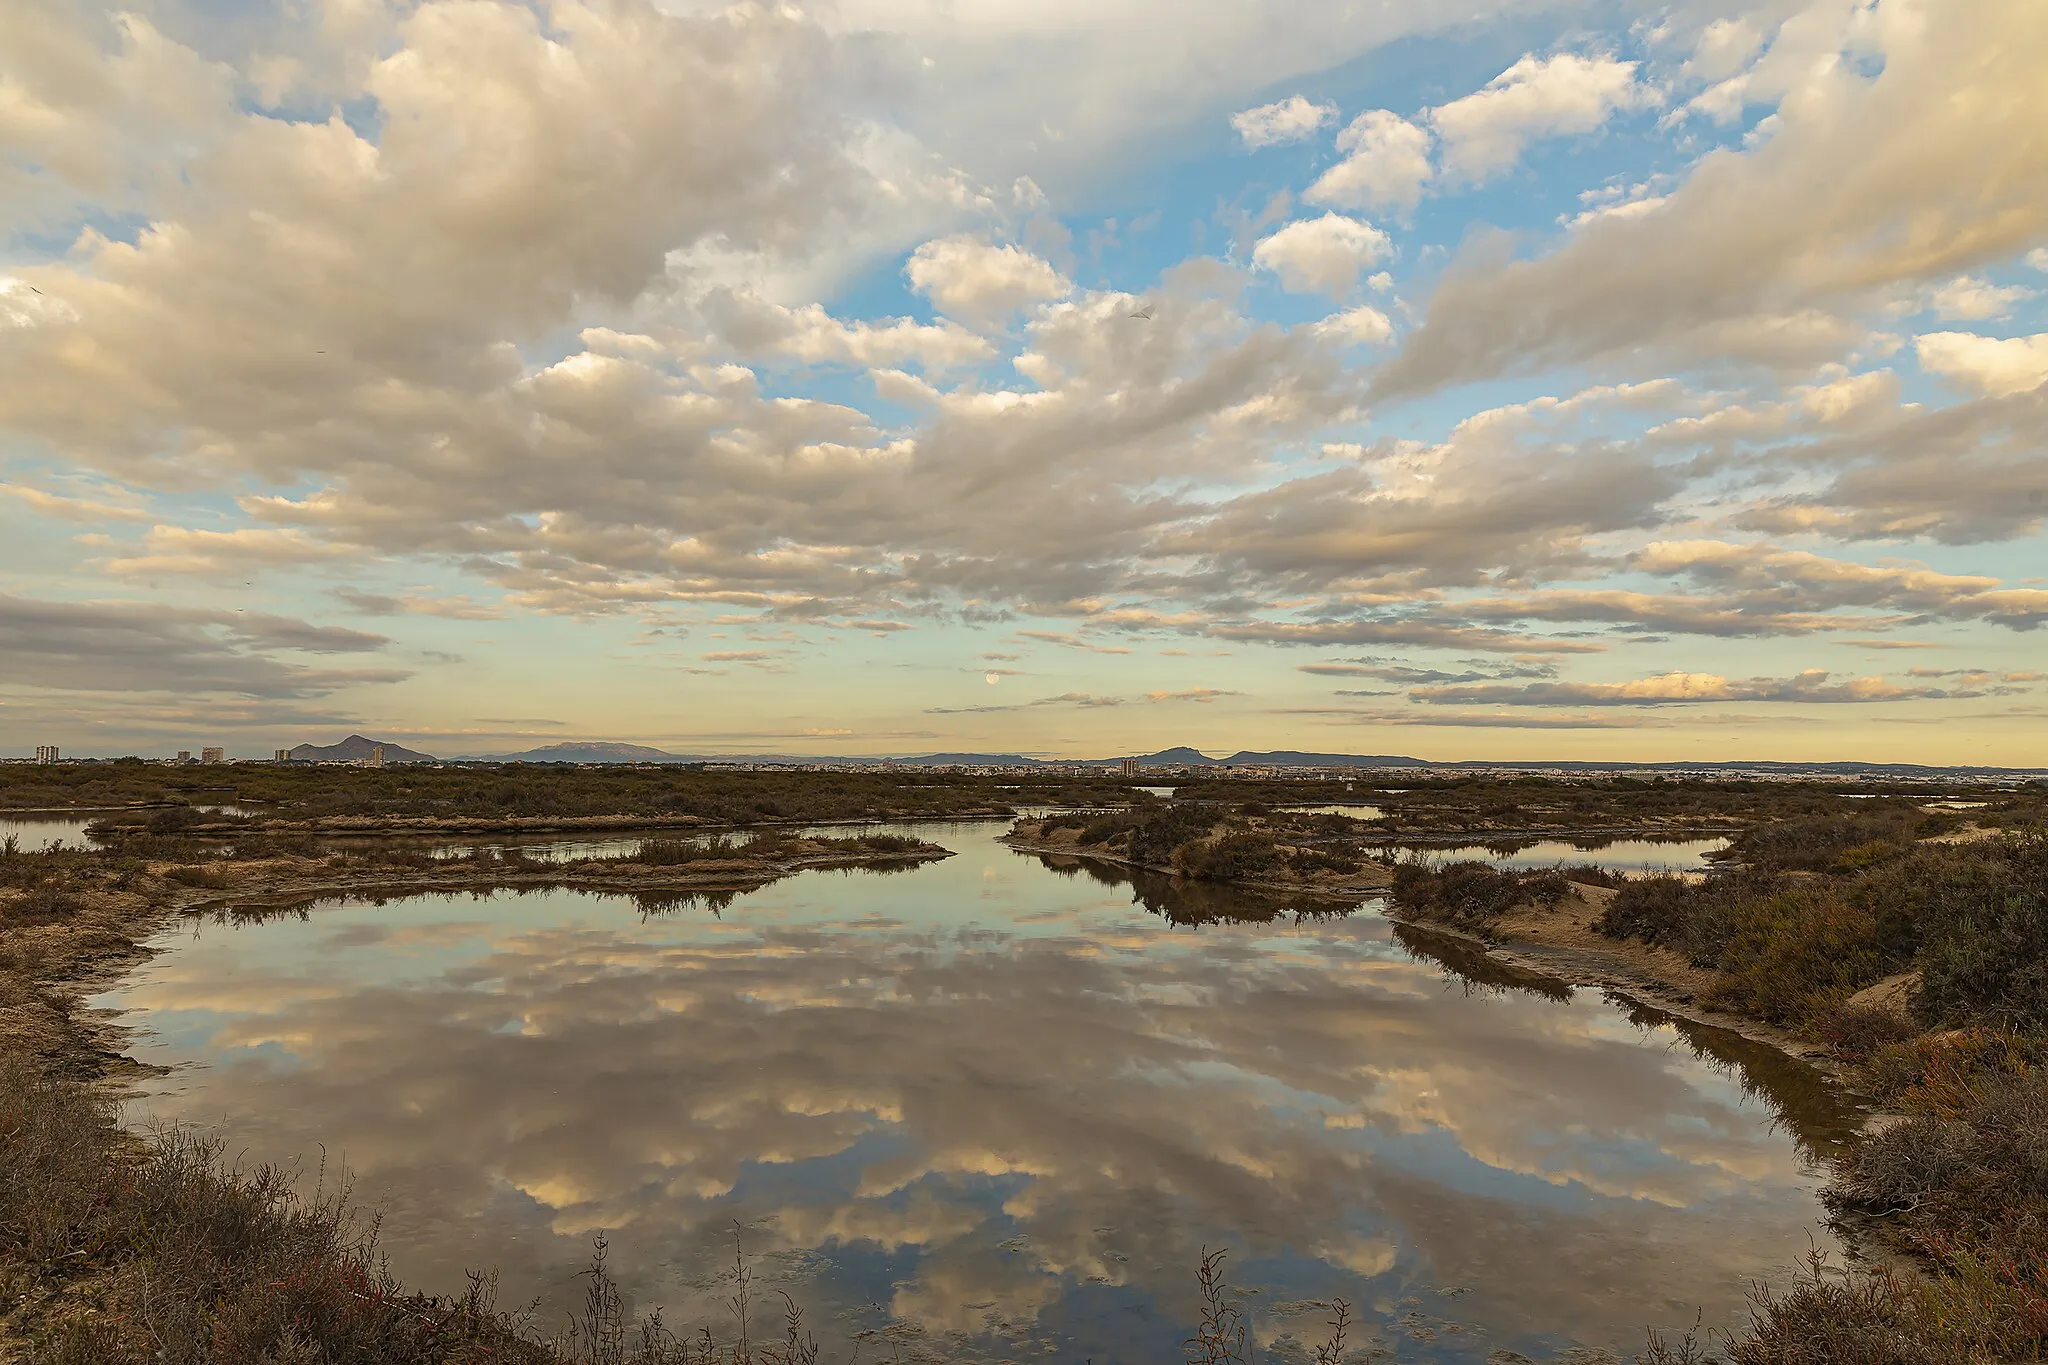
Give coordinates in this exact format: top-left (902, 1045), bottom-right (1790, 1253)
top-left (631, 887), bottom-right (743, 917)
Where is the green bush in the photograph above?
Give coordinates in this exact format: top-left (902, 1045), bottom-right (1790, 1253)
top-left (1910, 836), bottom-right (2048, 1029)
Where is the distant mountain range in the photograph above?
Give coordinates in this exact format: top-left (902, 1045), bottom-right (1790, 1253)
top-left (455, 741), bottom-right (693, 763)
top-left (281, 735), bottom-right (2046, 778)
top-left (288, 734), bottom-right (437, 764)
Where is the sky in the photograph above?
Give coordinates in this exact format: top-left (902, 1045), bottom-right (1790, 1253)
top-left (2, 0), bottom-right (2045, 763)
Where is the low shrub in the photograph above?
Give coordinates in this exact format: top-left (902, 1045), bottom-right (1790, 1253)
top-left (1175, 830), bottom-right (1284, 880)
top-left (1390, 862), bottom-right (1570, 932)
top-left (1706, 885), bottom-right (1891, 1028)
top-left (1725, 803), bottom-right (1938, 873)
top-left (1286, 847), bottom-right (1361, 875)
top-left (1908, 835), bottom-right (2048, 1030)
top-left (1594, 873), bottom-right (1769, 967)
top-left (1, 886), bottom-right (86, 926)
top-left (1814, 1003), bottom-right (1918, 1062)
top-left (164, 865), bottom-right (232, 889)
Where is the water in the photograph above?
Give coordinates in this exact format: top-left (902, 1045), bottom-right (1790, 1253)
top-left (1280, 804), bottom-right (1386, 820)
top-left (99, 822), bottom-right (1853, 1363)
top-left (1400, 837), bottom-right (1730, 874)
top-left (0, 812), bottom-right (102, 851)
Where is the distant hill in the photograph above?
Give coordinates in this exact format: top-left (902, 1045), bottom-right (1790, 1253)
top-left (1136, 746), bottom-right (1225, 766)
top-left (1221, 750), bottom-right (1427, 768)
top-left (288, 734), bottom-right (436, 763)
top-left (457, 741), bottom-right (691, 763)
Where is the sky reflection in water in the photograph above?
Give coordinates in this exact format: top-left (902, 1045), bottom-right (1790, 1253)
top-left (0, 813), bottom-right (101, 851)
top-left (100, 822), bottom-right (1855, 1363)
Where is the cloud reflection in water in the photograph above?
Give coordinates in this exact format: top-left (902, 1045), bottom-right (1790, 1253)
top-left (106, 824), bottom-right (1858, 1362)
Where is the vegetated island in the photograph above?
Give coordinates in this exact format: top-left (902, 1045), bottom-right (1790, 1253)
top-left (1002, 802), bottom-right (1394, 900)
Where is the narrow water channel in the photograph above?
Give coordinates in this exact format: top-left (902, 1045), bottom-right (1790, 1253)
top-left (96, 821), bottom-right (1861, 1363)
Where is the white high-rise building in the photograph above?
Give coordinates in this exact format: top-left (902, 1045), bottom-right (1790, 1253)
top-left (34, 745), bottom-right (59, 765)
top-left (201, 747), bottom-right (225, 764)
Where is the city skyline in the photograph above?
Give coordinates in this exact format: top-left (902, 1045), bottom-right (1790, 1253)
top-left (4, 0), bottom-right (2045, 764)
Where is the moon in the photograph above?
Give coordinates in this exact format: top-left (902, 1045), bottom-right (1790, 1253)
top-left (985, 672), bottom-right (1001, 685)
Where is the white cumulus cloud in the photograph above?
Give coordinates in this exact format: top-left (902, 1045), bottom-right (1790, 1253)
top-left (1312, 305), bottom-right (1395, 346)
top-left (1915, 331), bottom-right (2048, 398)
top-left (1928, 276), bottom-right (2037, 321)
top-left (1251, 213), bottom-right (1391, 297)
top-left (1230, 95), bottom-right (1336, 148)
top-left (905, 237), bottom-right (1070, 323)
top-left (1430, 52), bottom-right (1658, 184)
top-left (1306, 110), bottom-right (1434, 212)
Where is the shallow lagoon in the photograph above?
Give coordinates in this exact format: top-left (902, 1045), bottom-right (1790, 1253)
top-left (100, 821), bottom-right (1857, 1363)
top-left (0, 811), bottom-right (101, 851)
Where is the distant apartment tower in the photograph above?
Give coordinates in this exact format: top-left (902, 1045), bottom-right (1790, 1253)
top-left (200, 747), bottom-right (225, 765)
top-left (1120, 758), bottom-right (1139, 778)
top-left (34, 745), bottom-right (59, 765)
top-left (369, 744), bottom-right (386, 768)
top-left (274, 749), bottom-right (290, 763)
top-left (177, 750), bottom-right (192, 764)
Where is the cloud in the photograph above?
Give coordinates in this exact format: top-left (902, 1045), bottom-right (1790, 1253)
top-left (100, 525), bottom-right (359, 577)
top-left (1915, 332), bottom-right (2048, 398)
top-left (1411, 669), bottom-right (1958, 707)
top-left (703, 291), bottom-right (995, 370)
top-left (1313, 305), bottom-right (1395, 346)
top-left (1143, 688), bottom-right (1238, 703)
top-left (1230, 95), bottom-right (1336, 148)
top-left (1015, 630), bottom-right (1133, 655)
top-left (1927, 276), bottom-right (2037, 322)
top-left (1282, 705), bottom-right (1660, 729)
top-left (0, 481), bottom-right (151, 523)
top-left (1428, 53), bottom-right (1656, 185)
top-left (1251, 214), bottom-right (1391, 296)
top-left (1298, 658), bottom-right (1556, 684)
top-left (905, 238), bottom-right (1070, 321)
top-left (1305, 110), bottom-right (1433, 212)
top-left (1207, 617), bottom-right (1606, 654)
top-left (926, 690), bottom-right (1123, 714)
top-left (333, 587), bottom-right (502, 620)
top-left (0, 593), bottom-right (403, 699)
top-left (1376, 3), bottom-right (2048, 398)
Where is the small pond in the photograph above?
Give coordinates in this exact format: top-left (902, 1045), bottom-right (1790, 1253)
top-left (1397, 837), bottom-right (1731, 874)
top-left (0, 811), bottom-right (103, 851)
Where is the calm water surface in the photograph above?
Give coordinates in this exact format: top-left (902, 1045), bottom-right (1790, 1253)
top-left (1406, 838), bottom-right (1730, 874)
top-left (0, 812), bottom-right (101, 850)
top-left (99, 822), bottom-right (1855, 1363)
